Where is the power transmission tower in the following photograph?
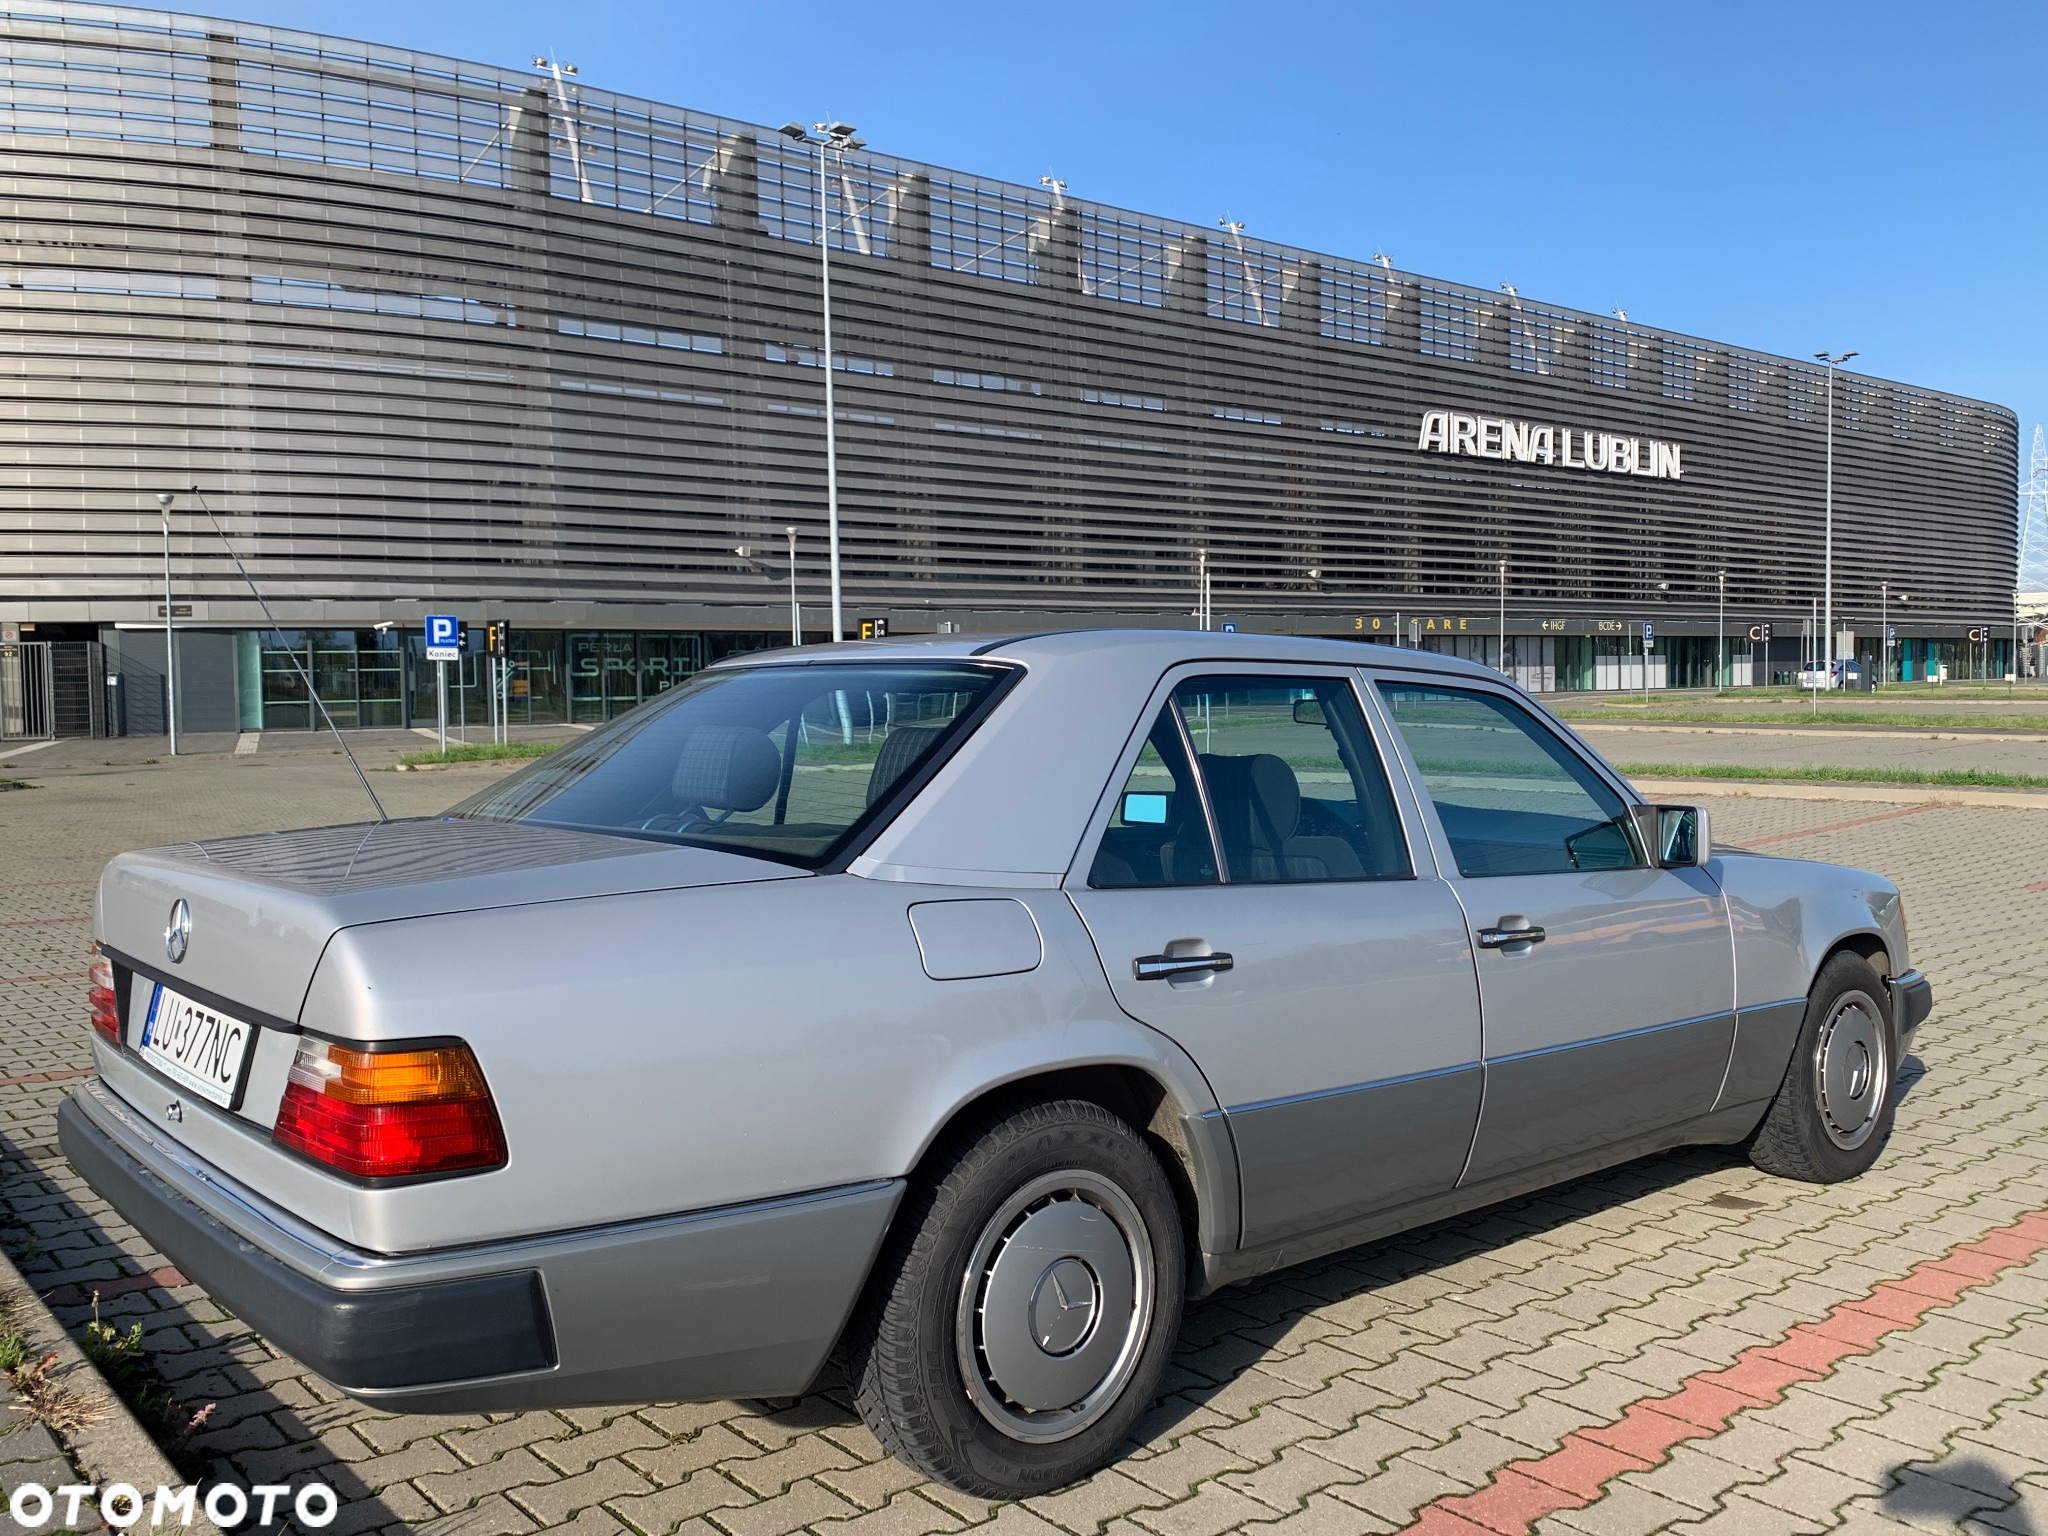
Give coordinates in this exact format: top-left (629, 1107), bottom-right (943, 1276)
top-left (2021, 424), bottom-right (2048, 592)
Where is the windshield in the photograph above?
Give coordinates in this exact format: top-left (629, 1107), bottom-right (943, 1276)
top-left (448, 660), bottom-right (1013, 868)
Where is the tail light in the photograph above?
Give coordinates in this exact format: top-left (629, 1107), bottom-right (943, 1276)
top-left (88, 945), bottom-right (119, 1044)
top-left (273, 1038), bottom-right (507, 1180)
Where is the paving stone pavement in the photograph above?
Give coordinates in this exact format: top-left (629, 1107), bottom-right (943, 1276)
top-left (0, 751), bottom-right (2044, 1534)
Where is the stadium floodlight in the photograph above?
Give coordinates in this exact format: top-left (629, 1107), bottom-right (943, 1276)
top-left (1815, 350), bottom-right (1859, 689)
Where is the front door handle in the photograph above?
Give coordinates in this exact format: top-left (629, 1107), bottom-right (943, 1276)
top-left (1134, 952), bottom-right (1234, 981)
top-left (1476, 925), bottom-right (1546, 949)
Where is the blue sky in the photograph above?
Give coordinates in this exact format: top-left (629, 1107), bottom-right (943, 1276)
top-left (213, 0), bottom-right (2045, 471)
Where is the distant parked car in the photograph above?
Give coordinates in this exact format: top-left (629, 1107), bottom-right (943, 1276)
top-left (64, 632), bottom-right (1929, 1496)
top-left (1795, 658), bottom-right (1868, 691)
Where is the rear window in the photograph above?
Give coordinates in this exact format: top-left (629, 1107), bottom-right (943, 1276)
top-left (448, 661), bottom-right (1013, 868)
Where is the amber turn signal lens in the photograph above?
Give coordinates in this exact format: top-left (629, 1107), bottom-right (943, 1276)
top-left (273, 1038), bottom-right (506, 1180)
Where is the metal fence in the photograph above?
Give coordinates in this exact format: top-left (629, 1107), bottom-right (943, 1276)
top-left (0, 640), bottom-right (51, 738)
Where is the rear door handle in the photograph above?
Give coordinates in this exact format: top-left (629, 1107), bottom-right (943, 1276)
top-left (1134, 952), bottom-right (1234, 981)
top-left (1476, 926), bottom-right (1546, 948)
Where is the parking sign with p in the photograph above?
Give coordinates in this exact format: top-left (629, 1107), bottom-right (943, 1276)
top-left (425, 614), bottom-right (461, 662)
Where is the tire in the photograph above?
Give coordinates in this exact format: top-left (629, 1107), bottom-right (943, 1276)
top-left (1749, 951), bottom-right (1898, 1182)
top-left (846, 1097), bottom-right (1186, 1497)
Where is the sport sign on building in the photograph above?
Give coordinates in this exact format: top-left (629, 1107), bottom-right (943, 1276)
top-left (1416, 409), bottom-right (1684, 480)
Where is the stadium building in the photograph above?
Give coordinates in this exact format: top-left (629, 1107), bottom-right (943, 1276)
top-left (0, 2), bottom-right (2022, 736)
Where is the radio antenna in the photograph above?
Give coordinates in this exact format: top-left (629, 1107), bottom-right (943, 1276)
top-left (180, 487), bottom-right (387, 822)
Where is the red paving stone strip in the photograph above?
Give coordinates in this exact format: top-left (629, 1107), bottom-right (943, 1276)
top-left (1397, 1207), bottom-right (2048, 1536)
top-left (1742, 804), bottom-right (1940, 846)
top-left (0, 1067), bottom-right (95, 1089)
top-left (41, 1265), bottom-right (188, 1309)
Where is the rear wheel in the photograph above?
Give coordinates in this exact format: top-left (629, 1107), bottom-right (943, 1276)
top-left (1749, 951), bottom-right (1897, 1182)
top-left (847, 1098), bottom-right (1184, 1497)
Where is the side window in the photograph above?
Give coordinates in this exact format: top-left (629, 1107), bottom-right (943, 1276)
top-left (1176, 675), bottom-right (1411, 883)
top-left (1377, 683), bottom-right (1639, 878)
top-left (1089, 707), bottom-right (1220, 887)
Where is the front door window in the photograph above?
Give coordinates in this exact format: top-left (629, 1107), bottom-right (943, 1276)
top-left (1377, 683), bottom-right (1638, 876)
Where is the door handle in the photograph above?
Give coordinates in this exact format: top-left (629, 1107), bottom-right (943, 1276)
top-left (1477, 925), bottom-right (1546, 949)
top-left (1134, 952), bottom-right (1234, 981)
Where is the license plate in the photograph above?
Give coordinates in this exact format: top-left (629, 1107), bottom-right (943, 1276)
top-left (140, 984), bottom-right (257, 1108)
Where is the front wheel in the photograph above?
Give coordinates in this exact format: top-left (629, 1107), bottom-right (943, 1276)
top-left (1749, 951), bottom-right (1898, 1182)
top-left (847, 1098), bottom-right (1185, 1497)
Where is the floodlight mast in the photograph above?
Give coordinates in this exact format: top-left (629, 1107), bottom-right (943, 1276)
top-left (534, 56), bottom-right (590, 202)
top-left (780, 120), bottom-right (867, 642)
top-left (1816, 350), bottom-right (1859, 690)
top-left (1217, 218), bottom-right (1263, 324)
top-left (156, 492), bottom-right (177, 754)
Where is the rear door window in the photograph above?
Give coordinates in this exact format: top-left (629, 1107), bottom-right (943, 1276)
top-left (1090, 706), bottom-right (1220, 887)
top-left (1089, 674), bottom-right (1410, 887)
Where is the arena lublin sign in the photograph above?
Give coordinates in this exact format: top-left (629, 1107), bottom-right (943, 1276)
top-left (1417, 409), bottom-right (1684, 480)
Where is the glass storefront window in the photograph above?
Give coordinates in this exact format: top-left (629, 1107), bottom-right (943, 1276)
top-left (241, 629), bottom-right (792, 730)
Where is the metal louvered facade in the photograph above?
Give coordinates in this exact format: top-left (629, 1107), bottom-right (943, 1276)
top-left (0, 3), bottom-right (2022, 722)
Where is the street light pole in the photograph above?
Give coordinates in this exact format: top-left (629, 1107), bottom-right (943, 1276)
top-left (1498, 561), bottom-right (1506, 675)
top-left (1717, 570), bottom-right (1726, 690)
top-left (157, 492), bottom-right (177, 755)
top-left (787, 525), bottom-right (801, 646)
top-left (1815, 349), bottom-right (1858, 693)
top-left (1880, 581), bottom-right (1888, 687)
top-left (782, 121), bottom-right (866, 643)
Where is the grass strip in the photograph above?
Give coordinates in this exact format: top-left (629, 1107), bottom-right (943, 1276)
top-left (397, 741), bottom-right (563, 766)
top-left (1558, 708), bottom-right (2048, 731)
top-left (1615, 762), bottom-right (2048, 790)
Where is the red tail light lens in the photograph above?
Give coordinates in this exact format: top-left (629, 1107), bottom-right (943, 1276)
top-left (273, 1038), bottom-right (507, 1179)
top-left (88, 945), bottom-right (119, 1044)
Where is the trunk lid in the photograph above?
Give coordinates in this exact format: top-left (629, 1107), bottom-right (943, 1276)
top-left (97, 816), bottom-right (806, 1024)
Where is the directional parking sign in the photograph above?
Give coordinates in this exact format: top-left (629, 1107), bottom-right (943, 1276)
top-left (425, 614), bottom-right (461, 662)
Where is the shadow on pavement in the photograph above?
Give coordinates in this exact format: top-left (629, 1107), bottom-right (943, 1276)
top-left (1882, 1453), bottom-right (2039, 1533)
top-left (1895, 1052), bottom-right (1929, 1107)
top-left (1136, 1141), bottom-right (1753, 1444)
top-left (0, 1118), bottom-right (411, 1531)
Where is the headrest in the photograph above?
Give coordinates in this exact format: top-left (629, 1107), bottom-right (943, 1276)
top-left (672, 725), bottom-right (781, 812)
top-left (867, 723), bottom-right (945, 806)
top-left (1200, 753), bottom-right (1301, 847)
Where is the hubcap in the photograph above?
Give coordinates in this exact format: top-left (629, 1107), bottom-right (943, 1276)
top-left (956, 1170), bottom-right (1154, 1444)
top-left (1814, 990), bottom-right (1890, 1150)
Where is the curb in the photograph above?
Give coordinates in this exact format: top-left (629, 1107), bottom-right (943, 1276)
top-left (1575, 721), bottom-right (2048, 743)
top-left (1630, 777), bottom-right (2048, 810)
top-left (0, 1240), bottom-right (216, 1533)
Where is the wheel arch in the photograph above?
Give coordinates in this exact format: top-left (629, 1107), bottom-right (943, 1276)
top-left (1825, 930), bottom-right (1893, 983)
top-left (898, 1061), bottom-right (1234, 1280)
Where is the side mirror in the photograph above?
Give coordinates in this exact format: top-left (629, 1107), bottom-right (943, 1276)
top-left (1631, 803), bottom-right (1710, 868)
top-left (1121, 791), bottom-right (1171, 825)
top-left (1291, 697), bottom-right (1326, 725)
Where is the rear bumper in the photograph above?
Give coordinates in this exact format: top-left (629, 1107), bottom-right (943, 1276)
top-left (60, 1081), bottom-right (901, 1412)
top-left (1891, 969), bottom-right (1932, 1037)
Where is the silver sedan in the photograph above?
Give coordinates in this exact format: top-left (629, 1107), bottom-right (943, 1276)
top-left (63, 631), bottom-right (1930, 1496)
